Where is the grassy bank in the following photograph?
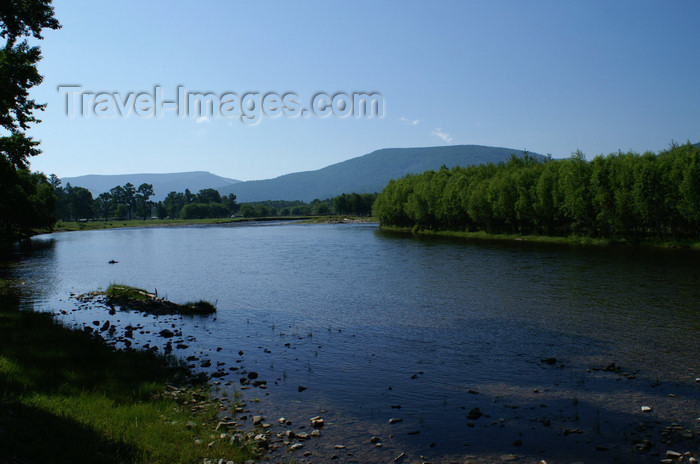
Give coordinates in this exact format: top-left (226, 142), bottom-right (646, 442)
top-left (45, 215), bottom-right (373, 233)
top-left (0, 290), bottom-right (256, 463)
top-left (301, 216), bottom-right (377, 224)
top-left (380, 226), bottom-right (700, 250)
top-left (50, 216), bottom-right (310, 232)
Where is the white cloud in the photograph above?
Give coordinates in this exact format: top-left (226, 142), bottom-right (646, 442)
top-left (431, 128), bottom-right (453, 143)
top-left (400, 116), bottom-right (420, 126)
top-left (196, 116), bottom-right (210, 124)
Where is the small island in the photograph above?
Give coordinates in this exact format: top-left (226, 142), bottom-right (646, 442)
top-left (104, 284), bottom-right (216, 316)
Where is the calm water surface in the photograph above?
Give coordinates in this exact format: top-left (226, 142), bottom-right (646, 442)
top-left (5, 223), bottom-right (699, 463)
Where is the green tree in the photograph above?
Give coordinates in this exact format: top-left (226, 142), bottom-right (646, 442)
top-left (115, 203), bottom-right (128, 219)
top-left (0, 1), bottom-right (60, 239)
top-left (180, 203), bottom-right (209, 219)
top-left (208, 203), bottom-right (227, 218)
top-left (163, 191), bottom-right (185, 218)
top-left (69, 186), bottom-right (93, 220)
top-left (197, 188), bottom-right (221, 204)
top-left (50, 174), bottom-right (70, 221)
top-left (222, 193), bottom-right (238, 215)
top-left (93, 192), bottom-right (113, 219)
top-left (134, 183), bottom-right (154, 219)
top-left (154, 201), bottom-right (167, 219)
top-left (240, 204), bottom-right (258, 218)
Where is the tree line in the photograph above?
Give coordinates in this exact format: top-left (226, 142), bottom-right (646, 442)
top-left (52, 180), bottom-right (240, 221)
top-left (373, 143), bottom-right (700, 242)
top-left (51, 179), bottom-right (379, 221)
top-left (238, 192), bottom-right (377, 218)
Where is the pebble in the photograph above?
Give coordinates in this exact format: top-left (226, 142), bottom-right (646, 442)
top-left (389, 418), bottom-right (403, 424)
top-left (641, 406), bottom-right (652, 413)
top-left (310, 415), bottom-right (325, 428)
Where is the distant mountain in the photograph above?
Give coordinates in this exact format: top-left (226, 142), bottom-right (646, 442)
top-left (219, 145), bottom-right (544, 202)
top-left (61, 171), bottom-right (241, 201)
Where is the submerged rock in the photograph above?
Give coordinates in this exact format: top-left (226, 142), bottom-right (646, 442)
top-left (467, 408), bottom-right (483, 420)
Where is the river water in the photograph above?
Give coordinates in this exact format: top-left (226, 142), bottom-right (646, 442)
top-left (3, 222), bottom-right (699, 463)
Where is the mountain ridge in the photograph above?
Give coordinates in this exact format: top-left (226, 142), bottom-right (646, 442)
top-left (61, 171), bottom-right (241, 201)
top-left (218, 145), bottom-right (545, 202)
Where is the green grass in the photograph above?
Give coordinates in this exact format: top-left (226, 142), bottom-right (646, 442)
top-left (0, 293), bottom-right (256, 463)
top-left (51, 217), bottom-right (246, 232)
top-left (105, 284), bottom-right (150, 301)
top-left (380, 226), bottom-right (700, 249)
top-left (49, 216), bottom-right (315, 233)
top-left (105, 284), bottom-right (217, 315)
top-left (301, 215), bottom-right (377, 224)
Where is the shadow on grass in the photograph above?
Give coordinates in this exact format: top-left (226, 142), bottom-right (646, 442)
top-left (0, 296), bottom-right (205, 463)
top-left (0, 402), bottom-right (135, 464)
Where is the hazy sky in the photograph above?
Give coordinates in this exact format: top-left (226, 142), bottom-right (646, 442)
top-left (28, 1), bottom-right (700, 181)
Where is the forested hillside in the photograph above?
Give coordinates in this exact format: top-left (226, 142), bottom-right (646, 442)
top-left (374, 143), bottom-right (700, 242)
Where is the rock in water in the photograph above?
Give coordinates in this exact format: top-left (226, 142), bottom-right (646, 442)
top-left (467, 407), bottom-right (483, 420)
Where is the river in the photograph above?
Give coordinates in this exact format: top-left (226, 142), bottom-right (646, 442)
top-left (3, 222), bottom-right (699, 463)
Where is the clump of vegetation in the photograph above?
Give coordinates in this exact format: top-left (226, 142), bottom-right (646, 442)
top-left (184, 300), bottom-right (217, 314)
top-left (105, 284), bottom-right (216, 315)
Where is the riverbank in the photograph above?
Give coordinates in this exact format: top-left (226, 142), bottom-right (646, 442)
top-left (0, 284), bottom-right (258, 464)
top-left (44, 215), bottom-right (374, 233)
top-left (49, 216), bottom-right (308, 232)
top-left (380, 226), bottom-right (700, 250)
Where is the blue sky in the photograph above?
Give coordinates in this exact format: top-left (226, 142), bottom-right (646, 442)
top-left (28, 0), bottom-right (700, 181)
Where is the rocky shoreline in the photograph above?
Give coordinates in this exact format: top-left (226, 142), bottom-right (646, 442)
top-left (63, 291), bottom-right (700, 463)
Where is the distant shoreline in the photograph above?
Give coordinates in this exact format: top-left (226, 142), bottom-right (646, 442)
top-left (379, 226), bottom-right (700, 250)
top-left (45, 215), bottom-right (372, 233)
